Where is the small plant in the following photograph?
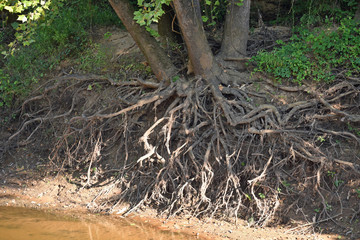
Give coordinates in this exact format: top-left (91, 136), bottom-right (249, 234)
top-left (325, 202), bottom-right (333, 211)
top-left (253, 82), bottom-right (261, 92)
top-left (258, 193), bottom-right (266, 199)
top-left (327, 171), bottom-right (336, 178)
top-left (334, 179), bottom-right (344, 187)
top-left (104, 31), bottom-right (113, 40)
top-left (355, 188), bottom-right (360, 198)
top-left (347, 123), bottom-right (360, 137)
top-left (317, 135), bottom-right (326, 143)
top-left (281, 180), bottom-right (291, 188)
top-left (172, 75), bottom-right (180, 82)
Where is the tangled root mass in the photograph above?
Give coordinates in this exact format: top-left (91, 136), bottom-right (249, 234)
top-left (4, 73), bottom-right (360, 227)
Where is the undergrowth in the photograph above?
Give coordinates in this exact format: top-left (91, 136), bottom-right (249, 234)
top-left (250, 18), bottom-right (360, 84)
top-left (0, 0), bottom-right (122, 107)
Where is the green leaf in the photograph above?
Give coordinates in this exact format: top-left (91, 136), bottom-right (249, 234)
top-left (4, 6), bottom-right (14, 12)
top-left (17, 15), bottom-right (28, 23)
top-left (11, 22), bottom-right (19, 30)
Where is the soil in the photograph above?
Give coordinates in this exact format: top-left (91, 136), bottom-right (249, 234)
top-left (1, 26), bottom-right (360, 240)
top-left (0, 165), bottom-right (347, 240)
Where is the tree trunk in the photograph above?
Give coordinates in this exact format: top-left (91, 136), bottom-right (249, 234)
top-left (220, 0), bottom-right (251, 58)
top-left (172, 0), bottom-right (215, 77)
top-left (109, 0), bottom-right (177, 82)
top-left (355, 2), bottom-right (360, 21)
top-left (158, 4), bottom-right (182, 45)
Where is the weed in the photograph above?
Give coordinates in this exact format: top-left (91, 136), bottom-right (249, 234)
top-left (347, 123), bottom-right (360, 137)
top-left (172, 75), bottom-right (180, 83)
top-left (245, 193), bottom-right (252, 201)
top-left (356, 188), bottom-right (360, 198)
top-left (104, 32), bottom-right (113, 40)
top-left (317, 135), bottom-right (326, 143)
top-left (327, 171), bottom-right (336, 178)
top-left (281, 180), bottom-right (291, 188)
top-left (78, 43), bottom-right (108, 73)
top-left (253, 82), bottom-right (261, 92)
top-left (334, 179), bottom-right (344, 187)
top-left (258, 193), bottom-right (266, 199)
top-left (325, 202), bottom-right (333, 211)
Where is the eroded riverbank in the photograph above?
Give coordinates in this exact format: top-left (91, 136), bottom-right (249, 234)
top-left (0, 173), bottom-right (342, 240)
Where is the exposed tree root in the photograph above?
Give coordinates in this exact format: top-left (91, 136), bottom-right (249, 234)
top-left (3, 73), bottom-right (360, 227)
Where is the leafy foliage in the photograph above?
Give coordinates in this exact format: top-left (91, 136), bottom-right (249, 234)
top-left (0, 0), bottom-right (122, 107)
top-left (133, 0), bottom-right (234, 33)
top-left (133, 0), bottom-right (172, 36)
top-left (202, 0), bottom-right (227, 27)
top-left (295, 0), bottom-right (358, 26)
top-left (270, 0), bottom-right (358, 27)
top-left (1, 0), bottom-right (54, 48)
top-left (251, 18), bottom-right (360, 84)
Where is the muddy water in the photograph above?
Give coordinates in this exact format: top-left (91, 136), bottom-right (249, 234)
top-left (0, 207), bottom-right (196, 240)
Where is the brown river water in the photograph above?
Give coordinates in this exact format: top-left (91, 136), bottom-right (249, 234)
top-left (0, 206), bottom-right (196, 240)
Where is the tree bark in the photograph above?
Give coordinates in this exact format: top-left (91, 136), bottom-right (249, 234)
top-left (172, 0), bottom-right (215, 77)
top-left (109, 0), bottom-right (177, 82)
top-left (158, 4), bottom-right (182, 44)
top-left (220, 0), bottom-right (251, 58)
top-left (355, 2), bottom-right (360, 21)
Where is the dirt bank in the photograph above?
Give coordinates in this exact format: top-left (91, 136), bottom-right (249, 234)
top-left (0, 165), bottom-right (349, 240)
